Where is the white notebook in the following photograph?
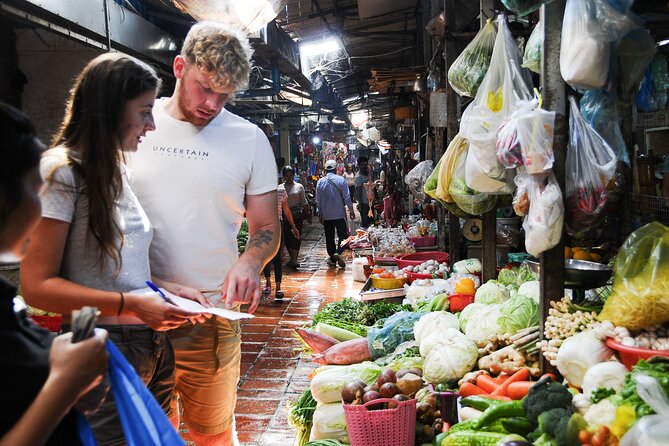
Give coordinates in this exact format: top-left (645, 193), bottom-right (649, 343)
top-left (130, 287), bottom-right (254, 320)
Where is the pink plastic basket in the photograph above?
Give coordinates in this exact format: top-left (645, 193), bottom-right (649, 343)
top-left (343, 398), bottom-right (416, 446)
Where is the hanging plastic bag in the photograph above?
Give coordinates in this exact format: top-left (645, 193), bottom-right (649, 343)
top-left (523, 173), bottom-right (564, 257)
top-left (405, 160), bottom-right (434, 202)
top-left (580, 89), bottom-right (630, 165)
top-left (424, 158), bottom-right (470, 218)
top-left (617, 27), bottom-right (657, 101)
top-left (517, 105), bottom-right (555, 174)
top-left (522, 19), bottom-right (543, 74)
top-left (449, 147), bottom-right (498, 216)
top-left (560, 0), bottom-right (610, 89)
top-left (106, 341), bottom-right (184, 446)
top-left (447, 19), bottom-right (497, 97)
top-left (565, 96), bottom-right (617, 235)
top-left (501, 0), bottom-right (554, 17)
top-left (436, 134), bottom-right (469, 203)
top-left (620, 372), bottom-right (669, 446)
top-left (512, 172), bottom-right (532, 217)
top-left (599, 221), bottom-right (669, 330)
top-left (589, 0), bottom-right (640, 43)
top-left (367, 312), bottom-right (423, 358)
top-left (460, 15), bottom-right (533, 194)
top-left (636, 55), bottom-right (669, 113)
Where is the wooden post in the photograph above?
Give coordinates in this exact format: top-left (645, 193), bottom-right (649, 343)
top-left (539, 0), bottom-right (567, 373)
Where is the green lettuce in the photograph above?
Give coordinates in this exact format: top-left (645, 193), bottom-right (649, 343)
top-left (498, 294), bottom-right (539, 334)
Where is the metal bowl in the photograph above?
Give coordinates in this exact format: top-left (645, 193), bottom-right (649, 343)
top-left (525, 258), bottom-right (612, 290)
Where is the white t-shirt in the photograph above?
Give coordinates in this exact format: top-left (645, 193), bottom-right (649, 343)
top-left (128, 99), bottom-right (278, 296)
top-left (39, 147), bottom-right (153, 292)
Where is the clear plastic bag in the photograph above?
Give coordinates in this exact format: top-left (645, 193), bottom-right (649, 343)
top-left (424, 158), bottom-right (471, 218)
top-left (449, 147), bottom-right (498, 216)
top-left (617, 27), bottom-right (657, 101)
top-left (522, 172), bottom-right (564, 257)
top-left (636, 55), bottom-right (669, 113)
top-left (367, 312), bottom-right (423, 358)
top-left (460, 15), bottom-right (533, 194)
top-left (580, 89), bottom-right (629, 166)
top-left (565, 96), bottom-right (617, 235)
top-left (405, 160), bottom-right (434, 202)
top-left (447, 19), bottom-right (497, 98)
top-left (620, 373), bottom-right (669, 446)
top-left (522, 19), bottom-right (543, 74)
top-left (589, 0), bottom-right (640, 43)
top-left (513, 173), bottom-right (532, 217)
top-left (599, 221), bottom-right (669, 330)
top-left (516, 105), bottom-right (555, 174)
top-left (501, 0), bottom-right (554, 17)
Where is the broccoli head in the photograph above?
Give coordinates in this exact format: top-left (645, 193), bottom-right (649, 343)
top-left (522, 376), bottom-right (573, 425)
top-left (537, 408), bottom-right (571, 446)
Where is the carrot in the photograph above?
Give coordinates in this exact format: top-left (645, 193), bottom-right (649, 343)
top-left (459, 382), bottom-right (488, 398)
top-left (540, 373), bottom-right (557, 382)
top-left (507, 381), bottom-right (535, 400)
top-left (476, 374), bottom-right (500, 393)
top-left (487, 394), bottom-right (512, 401)
top-left (494, 373), bottom-right (511, 384)
top-left (491, 368), bottom-right (530, 397)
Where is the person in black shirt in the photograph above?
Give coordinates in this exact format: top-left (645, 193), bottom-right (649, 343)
top-left (0, 102), bottom-right (108, 446)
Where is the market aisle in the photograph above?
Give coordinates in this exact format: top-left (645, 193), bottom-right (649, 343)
top-left (232, 222), bottom-right (363, 445)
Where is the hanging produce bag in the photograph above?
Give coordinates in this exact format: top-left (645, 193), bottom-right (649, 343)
top-left (405, 160), bottom-right (434, 202)
top-left (449, 146), bottom-right (498, 216)
top-left (617, 27), bottom-right (657, 101)
top-left (424, 158), bottom-right (470, 218)
top-left (522, 173), bottom-right (564, 257)
top-left (599, 222), bottom-right (669, 330)
top-left (565, 96), bottom-right (617, 235)
top-left (460, 14), bottom-right (533, 194)
top-left (512, 173), bottom-right (531, 217)
top-left (522, 19), bottom-right (543, 74)
top-left (447, 19), bottom-right (497, 97)
top-left (501, 0), bottom-right (554, 17)
top-left (635, 55), bottom-right (669, 113)
top-left (580, 89), bottom-right (630, 165)
top-left (436, 134), bottom-right (468, 203)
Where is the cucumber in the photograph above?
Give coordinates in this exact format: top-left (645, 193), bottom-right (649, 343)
top-left (314, 322), bottom-right (363, 341)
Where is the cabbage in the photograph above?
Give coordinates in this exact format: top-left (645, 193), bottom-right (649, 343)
top-left (517, 280), bottom-right (541, 303)
top-left (556, 330), bottom-right (614, 388)
top-left (475, 281), bottom-right (510, 304)
top-left (464, 304), bottom-right (502, 343)
top-left (581, 361), bottom-right (628, 398)
top-left (413, 311), bottom-right (461, 344)
top-left (309, 402), bottom-right (347, 441)
top-left (310, 362), bottom-right (382, 403)
top-left (423, 337), bottom-right (479, 384)
top-left (498, 294), bottom-right (539, 334)
top-left (459, 303), bottom-right (487, 331)
top-left (419, 328), bottom-right (468, 357)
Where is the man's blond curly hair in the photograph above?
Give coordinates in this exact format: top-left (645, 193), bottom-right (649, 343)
top-left (181, 21), bottom-right (253, 92)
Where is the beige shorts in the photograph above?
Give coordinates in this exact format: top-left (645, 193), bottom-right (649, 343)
top-left (168, 316), bottom-right (241, 435)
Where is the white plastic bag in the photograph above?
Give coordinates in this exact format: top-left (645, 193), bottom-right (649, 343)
top-left (517, 106), bottom-right (555, 174)
top-left (512, 173), bottom-right (532, 217)
top-left (620, 373), bottom-right (669, 446)
top-left (449, 147), bottom-right (498, 216)
top-left (523, 172), bottom-right (564, 257)
top-left (560, 0), bottom-right (610, 89)
top-left (460, 14), bottom-right (533, 194)
top-left (448, 19), bottom-right (497, 97)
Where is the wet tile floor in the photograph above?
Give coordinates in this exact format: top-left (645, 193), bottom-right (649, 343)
top-left (180, 222), bottom-right (364, 445)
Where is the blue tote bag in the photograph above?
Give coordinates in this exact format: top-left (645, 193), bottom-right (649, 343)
top-left (78, 340), bottom-right (184, 446)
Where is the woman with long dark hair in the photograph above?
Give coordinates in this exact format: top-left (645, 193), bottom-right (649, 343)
top-left (20, 53), bottom-right (202, 445)
top-left (278, 165), bottom-right (309, 268)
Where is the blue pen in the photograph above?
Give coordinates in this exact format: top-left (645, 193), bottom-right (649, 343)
top-left (146, 280), bottom-right (176, 305)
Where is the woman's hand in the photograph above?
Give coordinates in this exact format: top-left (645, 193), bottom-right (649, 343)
top-left (124, 293), bottom-right (200, 331)
top-left (291, 225), bottom-right (300, 240)
top-left (47, 329), bottom-right (109, 404)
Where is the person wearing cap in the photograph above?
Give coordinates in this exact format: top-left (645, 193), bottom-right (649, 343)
top-left (316, 160), bottom-right (355, 267)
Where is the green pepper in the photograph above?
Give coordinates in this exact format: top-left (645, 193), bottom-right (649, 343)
top-left (501, 417), bottom-right (533, 436)
top-left (459, 395), bottom-right (506, 412)
top-left (472, 400), bottom-right (525, 429)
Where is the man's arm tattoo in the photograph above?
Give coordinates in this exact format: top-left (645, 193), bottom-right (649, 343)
top-left (247, 229), bottom-right (274, 249)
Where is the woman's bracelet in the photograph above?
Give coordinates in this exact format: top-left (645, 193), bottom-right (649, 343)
top-left (117, 292), bottom-right (125, 316)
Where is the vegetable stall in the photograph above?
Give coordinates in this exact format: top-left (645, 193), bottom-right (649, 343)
top-left (285, 1), bottom-right (669, 445)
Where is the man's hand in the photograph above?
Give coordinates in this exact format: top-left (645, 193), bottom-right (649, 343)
top-left (350, 209), bottom-right (356, 220)
top-left (221, 257), bottom-right (262, 313)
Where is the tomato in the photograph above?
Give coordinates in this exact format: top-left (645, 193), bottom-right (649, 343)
top-left (455, 278), bottom-right (476, 295)
top-left (372, 267), bottom-right (386, 274)
top-left (579, 430), bottom-right (592, 444)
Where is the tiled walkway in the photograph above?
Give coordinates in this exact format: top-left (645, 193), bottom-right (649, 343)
top-left (233, 223), bottom-right (363, 445)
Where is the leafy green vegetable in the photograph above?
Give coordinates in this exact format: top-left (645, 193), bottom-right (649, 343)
top-left (311, 298), bottom-right (410, 329)
top-left (498, 294), bottom-right (539, 334)
top-left (619, 357), bottom-right (669, 418)
top-left (590, 387), bottom-right (616, 404)
top-left (447, 20), bottom-right (497, 97)
top-left (288, 390), bottom-right (317, 446)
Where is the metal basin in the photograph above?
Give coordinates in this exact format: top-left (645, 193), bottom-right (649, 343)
top-left (525, 258), bottom-right (613, 290)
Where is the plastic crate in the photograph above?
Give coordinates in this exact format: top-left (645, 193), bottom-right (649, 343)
top-left (343, 398), bottom-right (416, 446)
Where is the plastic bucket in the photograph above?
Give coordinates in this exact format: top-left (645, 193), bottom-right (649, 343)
top-left (395, 251), bottom-right (449, 269)
top-left (343, 398), bottom-right (416, 446)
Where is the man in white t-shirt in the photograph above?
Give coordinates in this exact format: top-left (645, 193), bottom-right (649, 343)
top-left (128, 22), bottom-right (280, 446)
